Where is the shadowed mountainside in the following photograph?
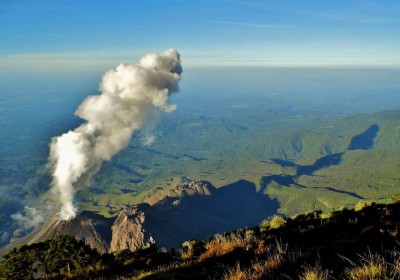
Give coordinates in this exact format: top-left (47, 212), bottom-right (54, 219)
top-left (16, 180), bottom-right (278, 253)
top-left (259, 124), bottom-right (380, 199)
top-left (144, 179), bottom-right (278, 249)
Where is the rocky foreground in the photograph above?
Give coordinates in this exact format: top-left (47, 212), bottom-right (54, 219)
top-left (3, 200), bottom-right (400, 279)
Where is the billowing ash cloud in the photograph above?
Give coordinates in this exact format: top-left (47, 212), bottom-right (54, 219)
top-left (11, 206), bottom-right (45, 231)
top-left (46, 49), bottom-right (182, 220)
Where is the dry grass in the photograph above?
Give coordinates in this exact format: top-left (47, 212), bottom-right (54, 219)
top-left (179, 240), bottom-right (197, 261)
top-left (392, 251), bottom-right (400, 276)
top-left (258, 241), bottom-right (287, 273)
top-left (346, 263), bottom-right (385, 279)
top-left (222, 241), bottom-right (290, 280)
top-left (264, 250), bottom-right (285, 271)
top-left (247, 254), bottom-right (284, 279)
top-left (132, 262), bottom-right (191, 280)
top-left (344, 252), bottom-right (397, 280)
top-left (223, 263), bottom-right (253, 280)
top-left (199, 232), bottom-right (254, 261)
top-left (253, 239), bottom-right (269, 255)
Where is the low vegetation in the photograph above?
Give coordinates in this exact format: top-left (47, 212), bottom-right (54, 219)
top-left (2, 201), bottom-right (400, 279)
top-left (0, 235), bottom-right (108, 279)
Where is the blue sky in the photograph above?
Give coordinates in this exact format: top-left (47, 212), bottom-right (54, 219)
top-left (0, 0), bottom-right (399, 71)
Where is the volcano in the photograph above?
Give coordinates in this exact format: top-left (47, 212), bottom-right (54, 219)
top-left (16, 180), bottom-right (277, 253)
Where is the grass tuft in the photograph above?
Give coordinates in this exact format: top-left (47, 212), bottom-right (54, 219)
top-left (300, 266), bottom-right (330, 280)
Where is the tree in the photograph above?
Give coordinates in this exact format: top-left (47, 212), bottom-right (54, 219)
top-left (0, 235), bottom-right (104, 279)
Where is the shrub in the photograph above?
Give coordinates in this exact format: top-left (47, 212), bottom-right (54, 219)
top-left (290, 213), bottom-right (302, 220)
top-left (333, 206), bottom-right (348, 213)
top-left (260, 219), bottom-right (270, 233)
top-left (320, 212), bottom-right (333, 220)
top-left (115, 249), bottom-right (136, 265)
top-left (269, 216), bottom-right (286, 229)
top-left (389, 194), bottom-right (400, 204)
top-left (354, 200), bottom-right (373, 212)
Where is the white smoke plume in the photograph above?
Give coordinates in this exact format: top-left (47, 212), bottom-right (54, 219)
top-left (11, 206), bottom-right (46, 231)
top-left (46, 49), bottom-right (182, 220)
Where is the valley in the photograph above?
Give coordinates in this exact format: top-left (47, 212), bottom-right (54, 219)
top-left (79, 109), bottom-right (400, 219)
top-left (1, 68), bottom-right (399, 250)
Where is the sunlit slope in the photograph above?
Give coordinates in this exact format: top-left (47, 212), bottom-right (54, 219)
top-left (79, 109), bottom-right (400, 217)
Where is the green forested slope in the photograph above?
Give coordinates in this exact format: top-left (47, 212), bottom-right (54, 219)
top-left (79, 109), bottom-right (400, 217)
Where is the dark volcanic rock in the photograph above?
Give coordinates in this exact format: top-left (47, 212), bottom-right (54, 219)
top-left (27, 211), bottom-right (113, 253)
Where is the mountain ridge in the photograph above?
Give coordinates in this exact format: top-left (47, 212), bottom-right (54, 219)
top-left (13, 180), bottom-right (277, 253)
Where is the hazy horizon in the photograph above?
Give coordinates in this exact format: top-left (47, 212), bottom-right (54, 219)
top-left (1, 1), bottom-right (400, 70)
